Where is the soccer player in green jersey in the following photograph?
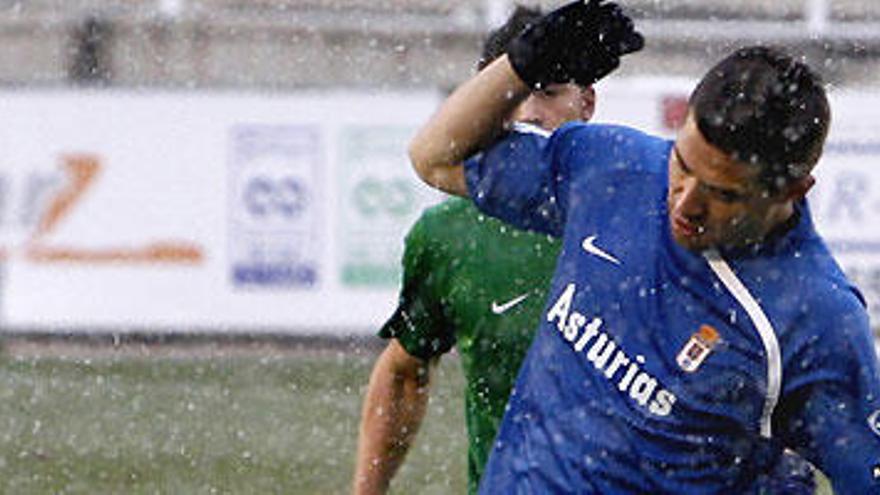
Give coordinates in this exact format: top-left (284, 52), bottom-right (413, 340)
top-left (352, 7), bottom-right (597, 495)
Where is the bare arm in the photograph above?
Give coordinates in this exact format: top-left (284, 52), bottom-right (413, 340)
top-left (408, 55), bottom-right (530, 196)
top-left (353, 339), bottom-right (438, 495)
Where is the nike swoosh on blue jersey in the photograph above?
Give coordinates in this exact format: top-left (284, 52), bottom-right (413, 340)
top-left (581, 235), bottom-right (622, 265)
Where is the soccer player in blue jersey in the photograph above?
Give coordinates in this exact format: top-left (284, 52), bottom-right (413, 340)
top-left (354, 8), bottom-right (599, 495)
top-left (408, 1), bottom-right (880, 493)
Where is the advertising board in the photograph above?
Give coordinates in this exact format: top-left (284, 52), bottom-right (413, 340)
top-left (1, 84), bottom-right (878, 333)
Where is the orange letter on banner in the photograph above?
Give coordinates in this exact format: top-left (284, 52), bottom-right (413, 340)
top-left (26, 154), bottom-right (204, 265)
top-left (33, 154), bottom-right (100, 239)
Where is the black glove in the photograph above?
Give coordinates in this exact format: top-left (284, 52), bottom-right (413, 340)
top-left (507, 0), bottom-right (644, 88)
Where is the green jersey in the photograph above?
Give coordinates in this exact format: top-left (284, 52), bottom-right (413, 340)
top-left (379, 197), bottom-right (560, 494)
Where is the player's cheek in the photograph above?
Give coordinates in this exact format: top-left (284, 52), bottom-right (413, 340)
top-left (724, 210), bottom-right (756, 240)
top-left (710, 204), bottom-right (741, 235)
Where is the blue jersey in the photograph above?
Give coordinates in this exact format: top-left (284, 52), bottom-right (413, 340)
top-left (464, 122), bottom-right (880, 494)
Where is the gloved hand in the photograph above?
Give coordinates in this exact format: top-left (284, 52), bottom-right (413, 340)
top-left (507, 0), bottom-right (644, 88)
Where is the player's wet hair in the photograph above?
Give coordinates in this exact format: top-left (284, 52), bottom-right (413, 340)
top-left (690, 46), bottom-right (831, 192)
top-left (477, 5), bottom-right (542, 70)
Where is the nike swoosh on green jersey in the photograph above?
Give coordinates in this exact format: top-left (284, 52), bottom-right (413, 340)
top-left (491, 293), bottom-right (530, 314)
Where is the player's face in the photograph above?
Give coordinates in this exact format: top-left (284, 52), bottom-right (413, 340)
top-left (509, 83), bottom-right (595, 130)
top-left (667, 115), bottom-right (798, 252)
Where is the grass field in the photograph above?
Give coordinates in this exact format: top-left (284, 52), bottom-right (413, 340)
top-left (0, 347), bottom-right (468, 494)
top-left (0, 342), bottom-right (833, 494)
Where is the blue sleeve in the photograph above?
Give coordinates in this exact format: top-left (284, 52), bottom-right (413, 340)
top-left (776, 288), bottom-right (880, 493)
top-left (463, 122), bottom-right (572, 237)
top-left (464, 122), bottom-right (670, 238)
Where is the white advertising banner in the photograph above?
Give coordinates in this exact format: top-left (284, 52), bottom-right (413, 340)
top-left (1, 83), bottom-right (879, 333)
top-left (0, 91), bottom-right (443, 333)
top-left (809, 91), bottom-right (880, 324)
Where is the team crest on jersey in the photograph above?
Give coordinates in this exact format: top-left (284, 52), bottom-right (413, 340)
top-left (676, 325), bottom-right (720, 373)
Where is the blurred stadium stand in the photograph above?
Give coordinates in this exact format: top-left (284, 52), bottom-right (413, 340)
top-left (0, 0), bottom-right (878, 89)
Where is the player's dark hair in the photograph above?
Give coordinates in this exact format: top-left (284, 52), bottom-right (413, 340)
top-left (477, 5), bottom-right (543, 70)
top-left (690, 46), bottom-right (831, 191)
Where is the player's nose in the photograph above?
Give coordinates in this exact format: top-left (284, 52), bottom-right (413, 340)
top-left (673, 177), bottom-right (706, 220)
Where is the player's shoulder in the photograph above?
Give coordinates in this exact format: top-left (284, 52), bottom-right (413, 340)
top-left (413, 197), bottom-right (480, 233)
top-left (788, 224), bottom-right (865, 305)
top-left (546, 122), bottom-right (673, 176)
top-left (404, 198), bottom-right (483, 248)
top-left (552, 121), bottom-right (670, 151)
top-left (794, 270), bottom-right (873, 370)
top-left (781, 240), bottom-right (869, 337)
top-left (418, 196), bottom-right (474, 221)
top-left (802, 267), bottom-right (867, 324)
top-left (512, 120), bottom-right (666, 146)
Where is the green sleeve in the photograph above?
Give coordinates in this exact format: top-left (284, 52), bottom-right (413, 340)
top-left (378, 214), bottom-right (456, 360)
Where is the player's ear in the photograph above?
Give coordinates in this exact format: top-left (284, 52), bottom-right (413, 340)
top-left (579, 86), bottom-right (597, 122)
top-left (781, 174), bottom-right (815, 202)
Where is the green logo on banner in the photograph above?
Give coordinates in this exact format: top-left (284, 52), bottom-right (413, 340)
top-left (352, 178), bottom-right (414, 218)
top-left (337, 125), bottom-right (440, 287)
